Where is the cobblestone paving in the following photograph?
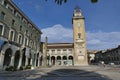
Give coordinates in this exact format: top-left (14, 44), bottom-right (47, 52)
top-left (0, 66), bottom-right (119, 80)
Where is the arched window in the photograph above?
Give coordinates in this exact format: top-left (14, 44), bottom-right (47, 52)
top-left (24, 37), bottom-right (29, 46)
top-left (9, 29), bottom-right (15, 41)
top-left (17, 34), bottom-right (22, 44)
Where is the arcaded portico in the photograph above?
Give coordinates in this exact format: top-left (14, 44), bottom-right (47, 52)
top-left (46, 43), bottom-right (74, 66)
top-left (0, 0), bottom-right (42, 70)
top-left (43, 6), bottom-right (88, 66)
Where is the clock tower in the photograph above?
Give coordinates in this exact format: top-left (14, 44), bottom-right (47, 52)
top-left (72, 6), bottom-right (88, 66)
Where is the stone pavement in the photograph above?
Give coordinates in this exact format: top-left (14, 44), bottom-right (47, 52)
top-left (0, 65), bottom-right (119, 80)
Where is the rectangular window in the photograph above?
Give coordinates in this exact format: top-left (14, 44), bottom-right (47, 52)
top-left (1, 12), bottom-right (5, 20)
top-left (3, 1), bottom-right (7, 6)
top-left (8, 5), bottom-right (14, 13)
top-left (16, 13), bottom-right (21, 21)
top-left (0, 25), bottom-right (3, 35)
top-left (52, 50), bottom-right (55, 53)
top-left (63, 49), bottom-right (66, 51)
top-left (12, 19), bottom-right (15, 26)
top-left (23, 19), bottom-right (27, 25)
top-left (26, 30), bottom-right (28, 35)
top-left (57, 49), bottom-right (61, 53)
top-left (10, 31), bottom-right (14, 41)
top-left (18, 35), bottom-right (22, 44)
top-left (69, 49), bottom-right (72, 52)
top-left (78, 33), bottom-right (81, 39)
top-left (25, 38), bottom-right (27, 46)
top-left (20, 26), bottom-right (22, 31)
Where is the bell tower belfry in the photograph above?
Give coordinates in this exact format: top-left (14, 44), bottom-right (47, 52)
top-left (72, 6), bottom-right (88, 66)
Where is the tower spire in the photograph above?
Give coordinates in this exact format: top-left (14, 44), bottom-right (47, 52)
top-left (74, 5), bottom-right (82, 13)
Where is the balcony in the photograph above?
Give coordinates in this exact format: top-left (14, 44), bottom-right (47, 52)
top-left (8, 41), bottom-right (22, 47)
top-left (76, 39), bottom-right (84, 43)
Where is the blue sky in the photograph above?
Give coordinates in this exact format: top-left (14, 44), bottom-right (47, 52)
top-left (13, 0), bottom-right (120, 50)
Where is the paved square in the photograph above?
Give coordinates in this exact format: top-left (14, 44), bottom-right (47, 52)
top-left (0, 66), bottom-right (120, 80)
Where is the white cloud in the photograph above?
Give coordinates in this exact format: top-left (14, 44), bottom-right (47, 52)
top-left (86, 31), bottom-right (120, 50)
top-left (41, 24), bottom-right (73, 43)
top-left (41, 24), bottom-right (120, 50)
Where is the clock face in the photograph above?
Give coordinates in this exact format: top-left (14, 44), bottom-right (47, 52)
top-left (77, 22), bottom-right (80, 27)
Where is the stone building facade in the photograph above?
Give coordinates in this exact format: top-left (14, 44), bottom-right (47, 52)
top-left (42, 6), bottom-right (88, 66)
top-left (94, 46), bottom-right (120, 65)
top-left (47, 43), bottom-right (74, 66)
top-left (0, 0), bottom-right (42, 70)
top-left (87, 50), bottom-right (98, 64)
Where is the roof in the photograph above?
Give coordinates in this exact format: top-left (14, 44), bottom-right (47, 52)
top-left (47, 43), bottom-right (74, 49)
top-left (74, 6), bottom-right (82, 13)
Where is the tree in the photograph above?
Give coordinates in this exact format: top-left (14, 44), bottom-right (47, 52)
top-left (46, 0), bottom-right (98, 5)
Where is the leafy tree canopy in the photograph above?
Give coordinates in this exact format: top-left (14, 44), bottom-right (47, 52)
top-left (46, 0), bottom-right (98, 5)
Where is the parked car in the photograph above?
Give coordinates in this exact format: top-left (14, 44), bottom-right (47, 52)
top-left (109, 62), bottom-right (114, 65)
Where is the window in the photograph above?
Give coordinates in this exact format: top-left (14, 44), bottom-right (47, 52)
top-left (7, 5), bottom-right (14, 13)
top-left (2, 1), bottom-right (7, 6)
top-left (57, 49), bottom-right (60, 51)
top-left (9, 30), bottom-right (14, 41)
top-left (16, 12), bottom-right (21, 21)
top-left (0, 25), bottom-right (3, 35)
top-left (78, 33), bottom-right (81, 39)
top-left (23, 19), bottom-right (27, 25)
top-left (26, 30), bottom-right (28, 35)
top-left (12, 19), bottom-right (15, 26)
top-left (52, 50), bottom-right (55, 53)
top-left (30, 40), bottom-right (33, 48)
top-left (31, 33), bottom-right (32, 37)
top-left (25, 38), bottom-right (28, 46)
top-left (1, 12), bottom-right (5, 20)
top-left (35, 36), bottom-right (36, 40)
top-left (63, 49), bottom-right (66, 51)
top-left (69, 49), bottom-right (72, 53)
top-left (0, 23), bottom-right (4, 36)
top-left (57, 49), bottom-right (61, 53)
top-left (20, 26), bottom-right (22, 31)
top-left (18, 34), bottom-right (22, 44)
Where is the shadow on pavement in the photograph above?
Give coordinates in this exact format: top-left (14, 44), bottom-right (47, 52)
top-left (23, 68), bottom-right (112, 80)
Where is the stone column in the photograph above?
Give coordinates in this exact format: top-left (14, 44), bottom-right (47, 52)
top-left (34, 54), bottom-right (37, 67)
top-left (10, 55), bottom-right (15, 66)
top-left (61, 56), bottom-right (63, 66)
top-left (10, 50), bottom-right (16, 66)
top-left (18, 54), bottom-right (22, 69)
top-left (67, 55), bottom-right (68, 66)
top-left (55, 57), bottom-right (57, 66)
top-left (0, 51), bottom-right (4, 69)
top-left (37, 58), bottom-right (40, 67)
top-left (30, 58), bottom-right (33, 66)
top-left (49, 56), bottom-right (51, 66)
top-left (25, 57), bottom-right (28, 66)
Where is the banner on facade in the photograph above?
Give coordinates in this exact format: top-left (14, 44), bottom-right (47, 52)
top-left (25, 47), bottom-right (30, 57)
top-left (0, 39), bottom-right (4, 47)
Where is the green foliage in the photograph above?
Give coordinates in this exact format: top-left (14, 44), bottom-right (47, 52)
top-left (25, 65), bottom-right (32, 69)
top-left (91, 0), bottom-right (98, 3)
top-left (45, 0), bottom-right (98, 5)
top-left (5, 66), bottom-right (17, 71)
top-left (19, 66), bottom-right (24, 70)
